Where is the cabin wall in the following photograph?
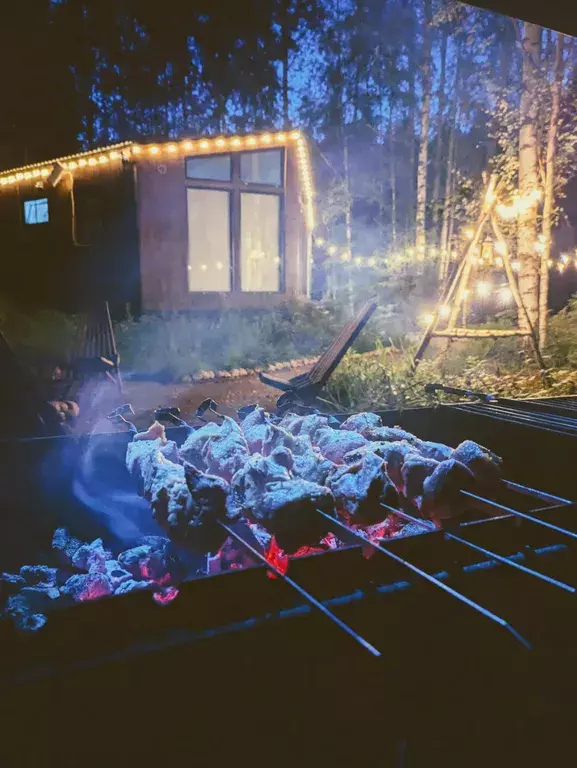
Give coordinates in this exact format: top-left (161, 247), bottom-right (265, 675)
top-left (136, 147), bottom-right (309, 311)
top-left (0, 163), bottom-right (139, 316)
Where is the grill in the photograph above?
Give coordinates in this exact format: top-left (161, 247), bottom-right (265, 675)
top-left (2, 410), bottom-right (577, 767)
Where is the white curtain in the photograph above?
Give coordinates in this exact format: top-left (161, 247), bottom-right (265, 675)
top-left (240, 193), bottom-right (280, 292)
top-left (187, 188), bottom-right (231, 292)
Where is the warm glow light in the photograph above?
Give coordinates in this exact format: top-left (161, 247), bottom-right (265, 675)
top-left (558, 263), bottom-right (565, 273)
top-left (315, 237), bottom-right (325, 246)
top-left (200, 264), bottom-right (208, 272)
top-left (132, 146), bottom-right (142, 154)
top-left (0, 179), bottom-right (6, 186)
top-left (167, 144), bottom-right (177, 153)
top-left (23, 172), bottom-right (31, 180)
top-left (495, 257), bottom-right (504, 267)
top-left (246, 136), bottom-right (257, 146)
top-left (367, 257), bottom-right (377, 267)
top-left (216, 261), bottom-right (224, 271)
top-left (215, 138), bottom-right (226, 147)
top-left (327, 245), bottom-right (337, 255)
top-left (548, 259), bottom-right (554, 267)
top-left (261, 134), bottom-right (272, 144)
top-left (512, 260), bottom-right (521, 272)
top-left (500, 287), bottom-right (513, 304)
top-left (40, 169), bottom-right (49, 177)
top-left (421, 313), bottom-right (435, 325)
top-left (276, 133), bottom-right (286, 142)
top-left (200, 140), bottom-right (210, 150)
top-left (494, 240), bottom-right (507, 256)
top-left (98, 155), bottom-right (108, 163)
top-left (109, 151), bottom-right (119, 160)
top-left (68, 161), bottom-right (77, 169)
top-left (8, 176), bottom-right (16, 183)
top-left (78, 159), bottom-right (87, 167)
top-left (476, 281), bottom-right (491, 298)
top-left (561, 253), bottom-right (569, 264)
top-left (88, 158), bottom-right (97, 166)
top-left (16, 173), bottom-right (23, 180)
top-left (182, 141), bottom-right (193, 151)
top-left (32, 169), bottom-right (41, 177)
top-left (462, 289), bottom-right (471, 298)
top-left (231, 137), bottom-right (241, 147)
top-left (440, 305), bottom-right (451, 318)
top-left (354, 256), bottom-right (362, 266)
top-left (290, 131), bottom-right (301, 140)
top-left (463, 228), bottom-right (474, 240)
top-left (428, 247), bottom-right (438, 256)
top-left (149, 146), bottom-right (159, 155)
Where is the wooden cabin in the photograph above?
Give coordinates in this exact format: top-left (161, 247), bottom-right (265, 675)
top-left (0, 130), bottom-right (314, 315)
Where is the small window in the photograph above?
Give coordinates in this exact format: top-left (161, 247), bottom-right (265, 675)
top-left (186, 154), bottom-right (231, 182)
top-left (24, 198), bottom-right (49, 225)
top-left (187, 188), bottom-right (231, 292)
top-left (240, 149), bottom-right (282, 186)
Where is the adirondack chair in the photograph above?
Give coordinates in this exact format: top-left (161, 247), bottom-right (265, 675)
top-left (56, 301), bottom-right (123, 401)
top-left (259, 301), bottom-right (377, 407)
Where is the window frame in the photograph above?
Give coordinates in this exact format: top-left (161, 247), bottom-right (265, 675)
top-left (184, 147), bottom-right (285, 294)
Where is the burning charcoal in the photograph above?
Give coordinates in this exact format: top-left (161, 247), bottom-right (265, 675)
top-left (420, 459), bottom-right (475, 524)
top-left (72, 538), bottom-right (111, 573)
top-left (201, 416), bottom-right (250, 482)
top-left (401, 454), bottom-right (439, 503)
top-left (19, 565), bottom-right (58, 588)
top-left (138, 535), bottom-right (170, 550)
top-left (19, 586), bottom-right (60, 611)
top-left (419, 441), bottom-right (453, 462)
top-left (114, 579), bottom-right (152, 596)
top-left (327, 451), bottom-right (399, 526)
top-left (314, 428), bottom-right (368, 464)
top-left (240, 406), bottom-right (271, 453)
top-left (1, 573), bottom-right (26, 599)
top-left (343, 441), bottom-right (396, 464)
top-left (247, 522), bottom-right (273, 552)
top-left (251, 480), bottom-right (336, 554)
top-left (380, 441), bottom-right (419, 489)
top-left (133, 421), bottom-right (168, 444)
top-left (179, 421), bottom-right (222, 470)
top-left (61, 572), bottom-right (114, 602)
top-left (118, 545), bottom-right (153, 577)
top-left (339, 412), bottom-right (383, 435)
top-left (152, 586), bottom-right (179, 606)
top-left (104, 560), bottom-right (133, 589)
top-left (52, 527), bottom-right (83, 564)
top-left (452, 440), bottom-right (502, 489)
top-left (138, 551), bottom-right (173, 585)
top-left (4, 595), bottom-right (48, 632)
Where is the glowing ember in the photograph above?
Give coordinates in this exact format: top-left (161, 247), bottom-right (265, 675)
top-left (152, 586), bottom-right (179, 605)
top-left (265, 537), bottom-right (289, 578)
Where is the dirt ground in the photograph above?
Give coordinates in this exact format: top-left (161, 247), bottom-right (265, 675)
top-left (74, 366), bottom-right (312, 433)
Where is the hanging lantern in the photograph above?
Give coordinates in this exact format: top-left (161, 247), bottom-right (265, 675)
top-left (480, 237), bottom-right (494, 264)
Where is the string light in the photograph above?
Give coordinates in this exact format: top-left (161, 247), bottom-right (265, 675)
top-left (354, 256), bottom-right (362, 266)
top-left (512, 261), bottom-right (521, 272)
top-left (500, 286), bottom-right (513, 304)
top-left (420, 313), bottom-right (435, 325)
top-left (182, 141), bottom-right (193, 151)
top-left (494, 241), bottom-right (507, 256)
top-left (476, 281), bottom-right (491, 298)
top-left (463, 228), bottom-right (475, 240)
top-left (560, 253), bottom-right (569, 264)
top-left (558, 263), bottom-right (566, 273)
top-left (495, 257), bottom-right (504, 267)
top-left (367, 257), bottom-right (377, 267)
top-left (440, 305), bottom-right (451, 318)
top-left (327, 245), bottom-right (337, 256)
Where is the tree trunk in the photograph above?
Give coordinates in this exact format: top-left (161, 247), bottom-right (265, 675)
top-left (440, 50), bottom-right (461, 284)
top-left (432, 30), bottom-right (448, 238)
top-left (539, 32), bottom-right (564, 349)
top-left (517, 22), bottom-right (541, 334)
top-left (389, 103), bottom-right (397, 249)
top-left (415, 0), bottom-right (432, 256)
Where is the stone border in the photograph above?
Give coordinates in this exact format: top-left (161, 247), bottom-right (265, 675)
top-left (179, 349), bottom-right (383, 384)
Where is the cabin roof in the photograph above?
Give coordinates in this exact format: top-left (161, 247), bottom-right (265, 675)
top-left (0, 129), bottom-right (314, 228)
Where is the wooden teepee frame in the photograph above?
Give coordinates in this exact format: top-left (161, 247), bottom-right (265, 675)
top-left (411, 174), bottom-right (547, 372)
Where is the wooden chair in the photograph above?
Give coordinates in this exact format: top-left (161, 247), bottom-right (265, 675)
top-left (259, 300), bottom-right (377, 406)
top-left (57, 301), bottom-right (123, 401)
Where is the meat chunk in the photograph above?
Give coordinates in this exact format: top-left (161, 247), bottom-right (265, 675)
top-left (343, 440), bottom-right (396, 464)
top-left (452, 440), bottom-right (502, 489)
top-left (339, 412), bottom-right (383, 435)
top-left (380, 441), bottom-right (418, 489)
top-left (420, 459), bottom-right (475, 524)
top-left (401, 454), bottom-right (439, 502)
top-left (240, 407), bottom-right (271, 454)
top-left (293, 414), bottom-right (330, 440)
top-left (202, 416), bottom-right (250, 482)
top-left (292, 448), bottom-right (335, 485)
top-left (419, 441), bottom-right (453, 462)
top-left (179, 422), bottom-right (222, 470)
top-left (314, 428), bottom-right (368, 464)
top-left (126, 438), bottom-right (181, 496)
top-left (261, 423), bottom-right (303, 457)
top-left (152, 462), bottom-right (235, 554)
top-left (364, 426), bottom-right (424, 448)
top-left (228, 449), bottom-right (293, 517)
top-left (327, 451), bottom-right (399, 526)
top-left (133, 421), bottom-right (167, 444)
top-left (250, 480), bottom-right (336, 554)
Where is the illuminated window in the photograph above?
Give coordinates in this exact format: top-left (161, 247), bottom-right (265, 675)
top-left (186, 155), bottom-right (231, 181)
top-left (23, 198), bottom-right (49, 224)
top-left (241, 193), bottom-right (280, 291)
top-left (187, 188), bottom-right (231, 292)
top-left (240, 150), bottom-right (282, 186)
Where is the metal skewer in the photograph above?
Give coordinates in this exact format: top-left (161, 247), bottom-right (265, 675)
top-left (379, 503), bottom-right (576, 594)
top-left (315, 510), bottom-right (531, 649)
top-left (218, 520), bottom-right (382, 658)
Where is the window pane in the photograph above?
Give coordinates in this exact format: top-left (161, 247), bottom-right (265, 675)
top-left (186, 154), bottom-right (231, 181)
top-left (241, 193), bottom-right (280, 292)
top-left (240, 150), bottom-right (282, 186)
top-left (187, 188), bottom-right (231, 292)
top-left (24, 198), bottom-right (49, 224)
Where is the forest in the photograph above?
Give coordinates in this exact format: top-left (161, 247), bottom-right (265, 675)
top-left (3, 0), bottom-right (577, 406)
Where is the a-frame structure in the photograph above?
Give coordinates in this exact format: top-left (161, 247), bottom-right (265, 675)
top-left (412, 174), bottom-right (547, 372)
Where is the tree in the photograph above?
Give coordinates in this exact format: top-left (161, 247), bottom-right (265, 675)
top-left (516, 21), bottom-right (541, 335)
top-left (415, 0), bottom-right (432, 257)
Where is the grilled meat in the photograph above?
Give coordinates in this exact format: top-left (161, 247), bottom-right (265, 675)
top-left (250, 480), bottom-right (336, 554)
top-left (179, 421), bottom-right (222, 470)
top-left (364, 426), bottom-right (424, 446)
top-left (339, 412), bottom-right (383, 435)
top-left (202, 416), bottom-right (250, 482)
top-left (380, 440), bottom-right (419, 489)
top-left (260, 424), bottom-right (334, 484)
top-left (327, 451), bottom-right (399, 526)
top-left (133, 421), bottom-right (168, 444)
top-left (240, 406), bottom-right (271, 453)
top-left (419, 441), bottom-right (453, 462)
top-left (228, 449), bottom-right (293, 517)
top-left (314, 428), bottom-right (368, 464)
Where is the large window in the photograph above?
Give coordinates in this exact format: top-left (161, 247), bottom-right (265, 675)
top-left (23, 198), bottom-right (49, 225)
top-left (187, 188), bottom-right (231, 292)
top-left (185, 148), bottom-right (283, 293)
